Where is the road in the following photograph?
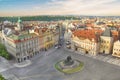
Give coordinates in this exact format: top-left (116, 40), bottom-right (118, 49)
top-left (1, 47), bottom-right (120, 80)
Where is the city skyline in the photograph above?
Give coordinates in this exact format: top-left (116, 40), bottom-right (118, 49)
top-left (0, 0), bottom-right (120, 16)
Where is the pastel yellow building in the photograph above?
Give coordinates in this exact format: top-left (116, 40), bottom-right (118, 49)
top-left (100, 28), bottom-right (113, 54)
top-left (34, 27), bottom-right (59, 51)
top-left (43, 29), bottom-right (55, 50)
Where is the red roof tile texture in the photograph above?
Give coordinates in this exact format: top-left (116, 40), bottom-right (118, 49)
top-left (73, 29), bottom-right (120, 42)
top-left (73, 29), bottom-right (103, 43)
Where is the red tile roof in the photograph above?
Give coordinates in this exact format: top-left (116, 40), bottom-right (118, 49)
top-left (85, 23), bottom-right (94, 27)
top-left (73, 29), bottom-right (103, 42)
top-left (73, 29), bottom-right (119, 42)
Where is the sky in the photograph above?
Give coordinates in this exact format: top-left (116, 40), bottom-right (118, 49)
top-left (0, 0), bottom-right (120, 16)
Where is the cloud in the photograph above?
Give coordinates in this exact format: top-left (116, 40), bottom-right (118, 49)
top-left (0, 0), bottom-right (119, 16)
top-left (33, 0), bottom-right (119, 15)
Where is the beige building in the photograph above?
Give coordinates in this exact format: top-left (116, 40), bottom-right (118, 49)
top-left (6, 32), bottom-right (40, 62)
top-left (100, 28), bottom-right (113, 54)
top-left (112, 40), bottom-right (120, 57)
top-left (34, 27), bottom-right (59, 51)
top-left (71, 30), bottom-right (100, 56)
top-left (0, 18), bottom-right (60, 62)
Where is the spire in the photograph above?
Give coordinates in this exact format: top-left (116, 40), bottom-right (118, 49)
top-left (18, 17), bottom-right (22, 23)
top-left (102, 28), bottom-right (112, 37)
top-left (17, 17), bottom-right (23, 31)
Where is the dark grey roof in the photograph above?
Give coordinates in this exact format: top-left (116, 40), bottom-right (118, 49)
top-left (97, 22), bottom-right (105, 25)
top-left (101, 28), bottom-right (112, 37)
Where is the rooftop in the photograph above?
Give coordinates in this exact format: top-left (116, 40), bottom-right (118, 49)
top-left (73, 29), bottom-right (103, 42)
top-left (101, 28), bottom-right (112, 37)
top-left (8, 32), bottom-right (37, 40)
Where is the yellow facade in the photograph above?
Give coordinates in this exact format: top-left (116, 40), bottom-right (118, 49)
top-left (100, 36), bottom-right (113, 54)
top-left (43, 29), bottom-right (55, 50)
top-left (34, 28), bottom-right (59, 51)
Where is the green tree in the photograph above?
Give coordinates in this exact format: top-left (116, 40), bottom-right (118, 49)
top-left (0, 43), bottom-right (10, 60)
top-left (0, 74), bottom-right (5, 80)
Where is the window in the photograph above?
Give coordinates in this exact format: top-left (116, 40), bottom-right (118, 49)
top-left (104, 41), bottom-right (106, 43)
top-left (47, 37), bottom-right (51, 42)
top-left (101, 40), bottom-right (103, 43)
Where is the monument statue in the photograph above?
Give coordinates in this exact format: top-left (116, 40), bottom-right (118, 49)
top-left (64, 56), bottom-right (74, 66)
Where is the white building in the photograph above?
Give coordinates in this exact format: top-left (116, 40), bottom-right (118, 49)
top-left (112, 40), bottom-right (120, 58)
top-left (64, 29), bottom-right (72, 42)
top-left (6, 32), bottom-right (40, 62)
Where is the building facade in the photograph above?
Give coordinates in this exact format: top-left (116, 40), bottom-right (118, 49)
top-left (34, 27), bottom-right (59, 51)
top-left (99, 28), bottom-right (113, 54)
top-left (71, 29), bottom-right (101, 56)
top-left (112, 40), bottom-right (120, 57)
top-left (6, 32), bottom-right (40, 62)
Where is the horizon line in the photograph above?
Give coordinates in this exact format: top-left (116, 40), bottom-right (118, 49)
top-left (0, 14), bottom-right (120, 17)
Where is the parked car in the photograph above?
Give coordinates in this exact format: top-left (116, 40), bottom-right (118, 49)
top-left (66, 41), bottom-right (71, 45)
top-left (55, 44), bottom-right (61, 49)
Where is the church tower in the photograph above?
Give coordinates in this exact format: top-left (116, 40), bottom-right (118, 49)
top-left (100, 28), bottom-right (113, 54)
top-left (17, 17), bottom-right (23, 31)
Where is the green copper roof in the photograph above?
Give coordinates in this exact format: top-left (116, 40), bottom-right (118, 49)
top-left (8, 33), bottom-right (37, 40)
top-left (17, 17), bottom-right (22, 23)
top-left (101, 28), bottom-right (112, 37)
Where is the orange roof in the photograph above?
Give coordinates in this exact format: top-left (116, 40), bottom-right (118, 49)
top-left (73, 29), bottom-right (119, 42)
top-left (73, 29), bottom-right (103, 43)
top-left (41, 28), bottom-right (48, 32)
top-left (34, 28), bottom-right (39, 33)
top-left (85, 23), bottom-right (94, 27)
top-left (34, 28), bottom-right (48, 33)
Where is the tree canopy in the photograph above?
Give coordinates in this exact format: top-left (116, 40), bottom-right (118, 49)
top-left (0, 16), bottom-right (80, 22)
top-left (0, 43), bottom-right (10, 60)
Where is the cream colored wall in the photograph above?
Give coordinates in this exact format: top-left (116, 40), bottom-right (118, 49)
top-left (43, 30), bottom-right (55, 49)
top-left (6, 35), bottom-right (40, 62)
top-left (112, 41), bottom-right (120, 57)
top-left (6, 39), bottom-right (17, 57)
top-left (100, 36), bottom-right (113, 54)
top-left (71, 36), bottom-right (99, 55)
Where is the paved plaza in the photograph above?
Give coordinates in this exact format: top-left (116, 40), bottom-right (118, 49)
top-left (67, 48), bottom-right (120, 67)
top-left (1, 47), bottom-right (120, 80)
top-left (0, 48), bottom-right (120, 80)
